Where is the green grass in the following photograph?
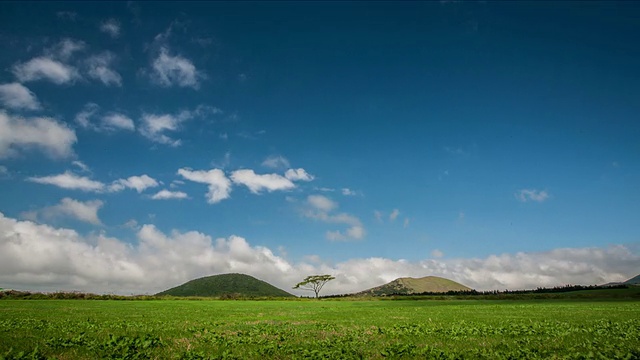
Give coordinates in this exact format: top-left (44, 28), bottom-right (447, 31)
top-left (1, 299), bottom-right (639, 359)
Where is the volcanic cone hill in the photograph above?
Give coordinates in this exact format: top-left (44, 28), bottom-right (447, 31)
top-left (624, 274), bottom-right (640, 285)
top-left (357, 276), bottom-right (472, 296)
top-left (156, 273), bottom-right (294, 298)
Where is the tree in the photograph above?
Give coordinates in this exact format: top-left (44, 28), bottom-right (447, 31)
top-left (293, 275), bottom-right (335, 298)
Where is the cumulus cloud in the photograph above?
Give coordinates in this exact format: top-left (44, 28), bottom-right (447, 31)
top-left (516, 189), bottom-right (550, 202)
top-left (304, 195), bottom-right (365, 241)
top-left (150, 47), bottom-right (202, 89)
top-left (100, 19), bottom-right (121, 38)
top-left (389, 209), bottom-right (400, 221)
top-left (262, 155), bottom-right (290, 169)
top-left (102, 113), bottom-right (134, 131)
top-left (26, 198), bottom-right (104, 225)
top-left (231, 169), bottom-right (295, 194)
top-left (86, 52), bottom-right (122, 86)
top-left (75, 104), bottom-right (133, 132)
top-left (307, 194), bottom-right (337, 212)
top-left (151, 189), bottom-right (188, 200)
top-left (178, 168), bottom-right (231, 204)
top-left (109, 175), bottom-right (159, 193)
top-left (139, 111), bottom-right (192, 146)
top-left (0, 111), bottom-right (76, 158)
top-left (0, 212), bottom-right (636, 295)
top-left (13, 57), bottom-right (80, 84)
top-left (0, 83), bottom-right (41, 110)
top-left (284, 168), bottom-right (314, 182)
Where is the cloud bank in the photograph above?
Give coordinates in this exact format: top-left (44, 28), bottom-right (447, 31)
top-left (0, 212), bottom-right (636, 295)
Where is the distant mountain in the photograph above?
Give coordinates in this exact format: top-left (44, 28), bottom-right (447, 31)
top-left (356, 276), bottom-right (472, 296)
top-left (624, 274), bottom-right (640, 285)
top-left (156, 273), bottom-right (294, 298)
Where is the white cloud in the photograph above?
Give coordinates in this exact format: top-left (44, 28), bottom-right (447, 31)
top-left (27, 171), bottom-right (104, 192)
top-left (151, 189), bottom-right (188, 200)
top-left (262, 155), bottom-right (290, 169)
top-left (0, 111), bottom-right (76, 158)
top-left (0, 83), bottom-right (41, 110)
top-left (28, 172), bottom-right (158, 194)
top-left (431, 249), bottom-right (444, 258)
top-left (109, 175), bottom-right (159, 193)
top-left (86, 52), bottom-right (122, 86)
top-left (72, 161), bottom-right (90, 173)
top-left (139, 111), bottom-right (192, 146)
top-left (178, 168), bottom-right (231, 204)
top-left (102, 113), bottom-right (134, 131)
top-left (123, 219), bottom-right (138, 229)
top-left (304, 195), bottom-right (365, 241)
top-left (374, 210), bottom-right (383, 223)
top-left (13, 57), bottom-right (80, 84)
top-left (284, 168), bottom-right (314, 182)
top-left (150, 47), bottom-right (202, 89)
top-left (1, 211), bottom-right (636, 295)
top-left (75, 103), bottom-right (100, 129)
top-left (75, 104), bottom-right (133, 132)
top-left (389, 209), bottom-right (400, 221)
top-left (231, 169), bottom-right (295, 194)
top-left (341, 188), bottom-right (357, 196)
top-left (48, 39), bottom-right (85, 61)
top-left (516, 189), bottom-right (550, 202)
top-left (403, 218), bottom-right (410, 228)
top-left (27, 198), bottom-right (104, 225)
top-left (100, 19), bottom-right (121, 38)
top-left (307, 195), bottom-right (337, 212)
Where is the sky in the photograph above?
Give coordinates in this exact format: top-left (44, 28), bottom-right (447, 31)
top-left (0, 1), bottom-right (638, 295)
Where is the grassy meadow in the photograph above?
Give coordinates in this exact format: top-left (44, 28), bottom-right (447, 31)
top-left (1, 297), bottom-right (639, 359)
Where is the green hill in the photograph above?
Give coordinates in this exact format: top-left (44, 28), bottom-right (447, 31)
top-left (156, 273), bottom-right (294, 298)
top-left (357, 276), bottom-right (472, 296)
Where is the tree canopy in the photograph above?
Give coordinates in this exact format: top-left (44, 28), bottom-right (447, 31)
top-left (293, 275), bottom-right (335, 298)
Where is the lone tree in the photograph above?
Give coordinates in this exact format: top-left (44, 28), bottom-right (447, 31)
top-left (293, 275), bottom-right (335, 298)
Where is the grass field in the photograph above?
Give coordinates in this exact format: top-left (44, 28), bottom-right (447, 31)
top-left (1, 299), bottom-right (639, 359)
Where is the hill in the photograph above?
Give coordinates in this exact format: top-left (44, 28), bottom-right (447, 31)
top-left (624, 274), bottom-right (640, 285)
top-left (356, 276), bottom-right (472, 296)
top-left (156, 273), bottom-right (294, 298)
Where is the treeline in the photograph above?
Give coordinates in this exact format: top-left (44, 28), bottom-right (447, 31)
top-left (0, 290), bottom-right (299, 301)
top-left (0, 290), bottom-right (159, 300)
top-left (322, 284), bottom-right (631, 299)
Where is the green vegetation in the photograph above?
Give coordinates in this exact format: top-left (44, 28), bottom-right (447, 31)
top-left (155, 273), bottom-right (294, 298)
top-left (1, 299), bottom-right (639, 359)
top-left (357, 276), bottom-right (472, 296)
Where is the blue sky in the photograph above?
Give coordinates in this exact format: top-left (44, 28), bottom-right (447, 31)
top-left (0, 2), bottom-right (638, 295)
